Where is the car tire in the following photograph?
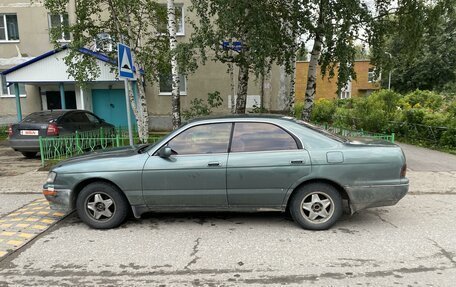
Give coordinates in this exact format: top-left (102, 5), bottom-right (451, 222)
top-left (76, 182), bottom-right (129, 229)
top-left (21, 152), bottom-right (37, 158)
top-left (289, 183), bottom-right (342, 230)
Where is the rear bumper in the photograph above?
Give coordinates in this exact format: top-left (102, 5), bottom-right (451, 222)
top-left (346, 180), bottom-right (409, 213)
top-left (42, 184), bottom-right (72, 212)
top-left (9, 138), bottom-right (40, 152)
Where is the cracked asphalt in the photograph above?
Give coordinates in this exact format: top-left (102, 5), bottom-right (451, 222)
top-left (0, 141), bottom-right (455, 286)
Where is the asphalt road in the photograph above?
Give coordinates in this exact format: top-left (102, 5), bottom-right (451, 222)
top-left (398, 142), bottom-right (456, 172)
top-left (0, 194), bottom-right (456, 286)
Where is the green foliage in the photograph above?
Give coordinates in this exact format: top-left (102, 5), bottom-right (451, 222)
top-left (400, 90), bottom-right (444, 111)
top-left (0, 125), bottom-right (8, 141)
top-left (293, 102), bottom-right (304, 120)
top-left (372, 0), bottom-right (456, 93)
top-left (182, 91), bottom-right (223, 120)
top-left (310, 99), bottom-right (336, 123)
top-left (310, 89), bottom-right (456, 150)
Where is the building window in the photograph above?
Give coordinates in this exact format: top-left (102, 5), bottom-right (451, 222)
top-left (339, 81), bottom-right (351, 99)
top-left (48, 14), bottom-right (70, 42)
top-left (159, 74), bottom-right (187, 95)
top-left (158, 4), bottom-right (184, 36)
top-left (0, 14), bottom-right (20, 42)
top-left (368, 68), bottom-right (376, 83)
top-left (0, 74), bottom-right (26, 97)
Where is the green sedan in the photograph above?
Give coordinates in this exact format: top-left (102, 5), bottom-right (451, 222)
top-left (43, 115), bottom-right (409, 230)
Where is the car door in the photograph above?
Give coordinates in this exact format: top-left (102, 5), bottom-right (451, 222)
top-left (226, 122), bottom-right (311, 207)
top-left (142, 123), bottom-right (232, 207)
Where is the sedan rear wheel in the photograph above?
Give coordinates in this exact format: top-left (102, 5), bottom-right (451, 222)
top-left (76, 182), bottom-right (128, 229)
top-left (290, 183), bottom-right (342, 230)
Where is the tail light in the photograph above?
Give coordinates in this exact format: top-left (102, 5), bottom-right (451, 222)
top-left (400, 163), bottom-right (407, 178)
top-left (47, 123), bottom-right (59, 136)
top-left (8, 125), bottom-right (13, 137)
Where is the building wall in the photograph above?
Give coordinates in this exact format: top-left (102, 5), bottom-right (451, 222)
top-left (295, 61), bottom-right (380, 103)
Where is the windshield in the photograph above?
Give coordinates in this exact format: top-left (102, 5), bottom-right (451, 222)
top-left (294, 120), bottom-right (347, 143)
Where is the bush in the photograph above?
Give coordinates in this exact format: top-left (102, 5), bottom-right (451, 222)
top-left (307, 88), bottom-right (456, 149)
top-left (293, 102), bottom-right (304, 120)
top-left (182, 91), bottom-right (223, 120)
top-left (310, 99), bottom-right (336, 123)
top-left (400, 90), bottom-right (444, 111)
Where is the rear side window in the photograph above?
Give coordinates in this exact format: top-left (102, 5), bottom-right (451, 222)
top-left (66, 112), bottom-right (90, 123)
top-left (85, 113), bottom-right (100, 124)
top-left (231, 122), bottom-right (298, 152)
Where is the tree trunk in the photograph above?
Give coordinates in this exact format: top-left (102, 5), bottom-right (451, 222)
top-left (287, 51), bottom-right (297, 113)
top-left (168, 0), bottom-right (181, 129)
top-left (229, 62), bottom-right (236, 114)
top-left (133, 80), bottom-right (149, 143)
top-left (235, 63), bottom-right (249, 114)
top-left (277, 64), bottom-right (287, 111)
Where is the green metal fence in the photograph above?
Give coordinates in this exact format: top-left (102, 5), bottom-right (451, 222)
top-left (318, 123), bottom-right (395, 143)
top-left (39, 128), bottom-right (164, 166)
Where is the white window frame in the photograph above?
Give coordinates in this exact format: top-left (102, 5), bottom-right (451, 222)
top-left (159, 74), bottom-right (187, 96)
top-left (158, 4), bottom-right (185, 36)
top-left (48, 13), bottom-right (71, 43)
top-left (0, 76), bottom-right (26, 98)
top-left (368, 68), bottom-right (376, 83)
top-left (0, 14), bottom-right (20, 43)
top-left (339, 81), bottom-right (352, 99)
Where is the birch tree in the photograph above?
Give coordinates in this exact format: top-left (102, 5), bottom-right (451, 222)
top-left (190, 0), bottom-right (305, 114)
top-left (167, 0), bottom-right (181, 129)
top-left (45, 0), bottom-right (170, 142)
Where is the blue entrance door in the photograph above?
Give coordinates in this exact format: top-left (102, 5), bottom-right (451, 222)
top-left (92, 89), bottom-right (136, 127)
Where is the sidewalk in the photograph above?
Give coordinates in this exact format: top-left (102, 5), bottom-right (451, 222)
top-left (0, 141), bottom-right (46, 194)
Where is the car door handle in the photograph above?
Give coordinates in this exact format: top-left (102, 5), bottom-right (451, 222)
top-left (291, 160), bottom-right (304, 164)
top-left (208, 161), bottom-right (221, 167)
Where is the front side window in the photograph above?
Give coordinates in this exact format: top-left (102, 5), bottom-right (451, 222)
top-left (0, 14), bottom-right (19, 41)
top-left (167, 123), bottom-right (232, 155)
top-left (48, 14), bottom-right (70, 41)
top-left (159, 73), bottom-right (186, 95)
top-left (231, 122), bottom-right (298, 152)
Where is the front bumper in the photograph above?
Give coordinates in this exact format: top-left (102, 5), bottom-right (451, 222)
top-left (43, 183), bottom-right (72, 212)
top-left (345, 180), bottom-right (409, 214)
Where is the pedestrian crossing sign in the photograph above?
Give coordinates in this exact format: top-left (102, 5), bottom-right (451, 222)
top-left (118, 43), bottom-right (134, 79)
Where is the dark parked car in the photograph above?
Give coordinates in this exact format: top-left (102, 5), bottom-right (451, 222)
top-left (8, 110), bottom-right (114, 158)
top-left (43, 115), bottom-right (409, 230)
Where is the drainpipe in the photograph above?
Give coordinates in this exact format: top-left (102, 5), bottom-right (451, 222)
top-left (14, 83), bottom-right (22, 121)
top-left (59, 82), bottom-right (66, 109)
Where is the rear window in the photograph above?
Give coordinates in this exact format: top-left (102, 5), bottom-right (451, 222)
top-left (22, 111), bottom-right (66, 123)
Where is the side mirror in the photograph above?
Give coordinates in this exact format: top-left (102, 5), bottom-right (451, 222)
top-left (158, 146), bottom-right (172, 158)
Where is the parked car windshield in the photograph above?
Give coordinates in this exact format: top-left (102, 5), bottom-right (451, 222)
top-left (22, 111), bottom-right (66, 123)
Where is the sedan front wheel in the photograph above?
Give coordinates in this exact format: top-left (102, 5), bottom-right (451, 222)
top-left (76, 182), bottom-right (129, 229)
top-left (290, 183), bottom-right (342, 230)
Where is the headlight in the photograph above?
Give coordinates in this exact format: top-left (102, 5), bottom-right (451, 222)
top-left (46, 171), bottom-right (57, 183)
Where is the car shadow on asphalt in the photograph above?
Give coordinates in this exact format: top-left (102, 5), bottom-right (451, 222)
top-left (61, 209), bottom-right (385, 232)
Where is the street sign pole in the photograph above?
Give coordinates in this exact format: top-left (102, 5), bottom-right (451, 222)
top-left (118, 43), bottom-right (135, 147)
top-left (124, 78), bottom-right (134, 146)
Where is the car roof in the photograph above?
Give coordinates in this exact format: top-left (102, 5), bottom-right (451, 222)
top-left (187, 114), bottom-right (294, 124)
